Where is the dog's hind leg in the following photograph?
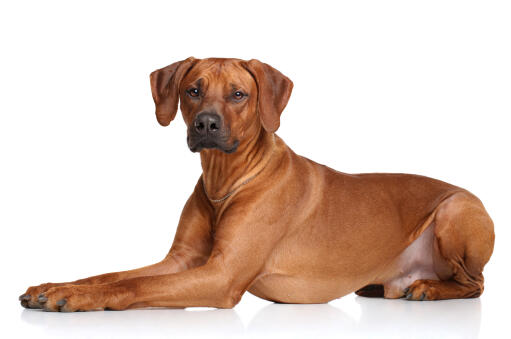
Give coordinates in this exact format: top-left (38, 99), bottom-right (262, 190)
top-left (404, 192), bottom-right (494, 301)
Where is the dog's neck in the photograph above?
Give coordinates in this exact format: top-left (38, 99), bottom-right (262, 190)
top-left (200, 128), bottom-right (275, 203)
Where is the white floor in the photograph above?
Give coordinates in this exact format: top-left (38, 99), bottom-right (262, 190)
top-left (8, 286), bottom-right (505, 339)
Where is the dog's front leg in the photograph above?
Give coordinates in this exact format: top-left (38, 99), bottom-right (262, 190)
top-left (39, 261), bottom-right (242, 311)
top-left (37, 205), bottom-right (283, 311)
top-left (20, 181), bottom-right (215, 309)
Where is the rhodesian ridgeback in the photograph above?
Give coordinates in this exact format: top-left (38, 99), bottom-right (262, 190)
top-left (20, 57), bottom-right (495, 311)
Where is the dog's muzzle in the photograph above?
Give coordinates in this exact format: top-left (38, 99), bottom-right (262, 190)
top-left (187, 112), bottom-right (239, 153)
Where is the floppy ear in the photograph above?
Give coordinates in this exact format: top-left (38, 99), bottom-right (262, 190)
top-left (244, 59), bottom-right (293, 132)
top-left (150, 57), bottom-right (196, 126)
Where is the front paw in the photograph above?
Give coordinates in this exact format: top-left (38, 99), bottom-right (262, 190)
top-left (36, 285), bottom-right (104, 312)
top-left (37, 284), bottom-right (132, 312)
top-left (19, 283), bottom-right (66, 309)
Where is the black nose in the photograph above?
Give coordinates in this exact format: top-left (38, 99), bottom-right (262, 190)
top-left (193, 112), bottom-right (221, 135)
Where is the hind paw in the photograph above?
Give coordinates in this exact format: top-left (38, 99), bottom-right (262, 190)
top-left (403, 280), bottom-right (440, 301)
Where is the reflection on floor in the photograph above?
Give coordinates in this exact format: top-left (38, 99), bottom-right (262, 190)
top-left (21, 295), bottom-right (481, 339)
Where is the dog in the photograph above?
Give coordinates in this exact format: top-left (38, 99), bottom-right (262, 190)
top-left (20, 57), bottom-right (495, 311)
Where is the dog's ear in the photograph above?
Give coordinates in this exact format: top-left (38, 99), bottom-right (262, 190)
top-left (244, 59), bottom-right (293, 133)
top-left (150, 57), bottom-right (196, 126)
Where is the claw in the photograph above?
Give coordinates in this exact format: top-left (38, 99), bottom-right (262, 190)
top-left (419, 292), bottom-right (426, 301)
top-left (38, 294), bottom-right (48, 303)
top-left (406, 293), bottom-right (413, 300)
top-left (19, 294), bottom-right (31, 301)
top-left (56, 299), bottom-right (67, 307)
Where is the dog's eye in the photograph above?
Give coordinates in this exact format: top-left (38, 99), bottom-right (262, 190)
top-left (233, 91), bottom-right (245, 100)
top-left (188, 88), bottom-right (199, 97)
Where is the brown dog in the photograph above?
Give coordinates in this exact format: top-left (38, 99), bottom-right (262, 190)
top-left (20, 57), bottom-right (495, 311)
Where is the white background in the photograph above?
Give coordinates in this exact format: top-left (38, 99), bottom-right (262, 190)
top-left (1, 1), bottom-right (510, 338)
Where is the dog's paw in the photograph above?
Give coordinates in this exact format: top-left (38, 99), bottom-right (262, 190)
top-left (403, 279), bottom-right (439, 301)
top-left (37, 285), bottom-right (107, 312)
top-left (19, 283), bottom-right (67, 309)
top-left (36, 284), bottom-right (133, 312)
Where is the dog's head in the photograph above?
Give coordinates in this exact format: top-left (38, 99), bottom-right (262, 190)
top-left (150, 57), bottom-right (293, 153)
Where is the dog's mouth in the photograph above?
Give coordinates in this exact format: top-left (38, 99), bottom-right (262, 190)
top-left (188, 136), bottom-right (239, 154)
